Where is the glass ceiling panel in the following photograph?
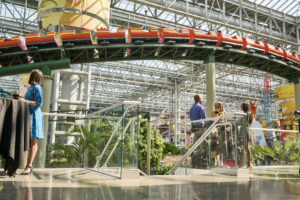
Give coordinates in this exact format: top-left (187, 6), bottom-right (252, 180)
top-left (248, 0), bottom-right (300, 16)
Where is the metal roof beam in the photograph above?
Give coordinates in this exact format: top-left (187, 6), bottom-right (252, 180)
top-left (0, 16), bottom-right (37, 35)
top-left (1, 0), bottom-right (297, 46)
top-left (128, 0), bottom-right (297, 46)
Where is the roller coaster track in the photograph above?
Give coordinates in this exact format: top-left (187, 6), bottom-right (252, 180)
top-left (0, 43), bottom-right (299, 82)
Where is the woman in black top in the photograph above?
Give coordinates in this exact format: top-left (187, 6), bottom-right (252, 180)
top-left (241, 103), bottom-right (253, 168)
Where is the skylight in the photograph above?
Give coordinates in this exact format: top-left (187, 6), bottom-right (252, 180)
top-left (247, 0), bottom-right (300, 17)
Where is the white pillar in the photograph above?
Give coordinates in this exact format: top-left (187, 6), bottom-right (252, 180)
top-left (175, 84), bottom-right (180, 147)
top-left (61, 64), bottom-right (81, 111)
top-left (85, 65), bottom-right (91, 110)
top-left (168, 90), bottom-right (174, 144)
top-left (206, 55), bottom-right (216, 117)
top-left (61, 64), bottom-right (81, 145)
top-left (83, 65), bottom-right (91, 167)
top-left (50, 71), bottom-right (60, 144)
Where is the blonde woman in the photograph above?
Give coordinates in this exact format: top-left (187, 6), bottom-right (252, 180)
top-left (211, 101), bottom-right (225, 118)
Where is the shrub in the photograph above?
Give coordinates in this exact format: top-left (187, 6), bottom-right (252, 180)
top-left (156, 164), bottom-right (175, 175)
top-left (251, 140), bottom-right (300, 165)
top-left (163, 142), bottom-right (180, 156)
top-left (138, 119), bottom-right (165, 172)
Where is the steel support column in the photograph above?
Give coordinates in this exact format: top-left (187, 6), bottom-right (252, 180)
top-left (174, 80), bottom-right (180, 146)
top-left (206, 55), bottom-right (216, 117)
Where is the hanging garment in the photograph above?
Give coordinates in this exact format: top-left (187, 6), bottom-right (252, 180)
top-left (0, 98), bottom-right (31, 176)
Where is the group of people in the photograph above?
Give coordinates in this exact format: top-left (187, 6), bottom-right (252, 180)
top-left (2, 69), bottom-right (44, 176)
top-left (190, 94), bottom-right (254, 169)
top-left (2, 72), bottom-right (255, 174)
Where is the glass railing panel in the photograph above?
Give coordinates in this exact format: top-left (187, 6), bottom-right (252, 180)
top-left (89, 104), bottom-right (125, 178)
top-left (46, 102), bottom-right (140, 179)
top-left (121, 106), bottom-right (139, 171)
top-left (167, 113), bottom-right (249, 175)
top-left (83, 102), bottom-right (140, 178)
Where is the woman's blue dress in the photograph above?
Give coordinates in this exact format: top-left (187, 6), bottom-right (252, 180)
top-left (24, 84), bottom-right (44, 139)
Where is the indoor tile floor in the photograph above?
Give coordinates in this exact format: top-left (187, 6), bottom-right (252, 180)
top-left (0, 168), bottom-right (299, 200)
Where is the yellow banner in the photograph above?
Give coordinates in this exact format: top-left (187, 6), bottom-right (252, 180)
top-left (281, 100), bottom-right (296, 114)
top-left (41, 12), bottom-right (106, 30)
top-left (282, 115), bottom-right (296, 120)
top-left (275, 84), bottom-right (294, 101)
top-left (22, 75), bottom-right (29, 84)
top-left (38, 0), bottom-right (109, 30)
top-left (285, 132), bottom-right (297, 142)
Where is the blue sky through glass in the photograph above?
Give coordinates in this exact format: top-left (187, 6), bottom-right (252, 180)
top-left (247, 0), bottom-right (300, 16)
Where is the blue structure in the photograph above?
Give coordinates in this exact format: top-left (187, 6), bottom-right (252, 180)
top-left (263, 74), bottom-right (273, 141)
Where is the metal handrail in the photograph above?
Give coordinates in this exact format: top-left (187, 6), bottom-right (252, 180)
top-left (250, 127), bottom-right (298, 133)
top-left (167, 114), bottom-right (224, 175)
top-left (189, 112), bottom-right (246, 125)
top-left (86, 101), bottom-right (140, 118)
top-left (43, 101), bottom-right (140, 118)
top-left (167, 112), bottom-right (247, 175)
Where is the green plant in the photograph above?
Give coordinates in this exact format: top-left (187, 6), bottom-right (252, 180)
top-left (251, 140), bottom-right (300, 165)
top-left (138, 119), bottom-right (165, 172)
top-left (47, 117), bottom-right (139, 169)
top-left (163, 142), bottom-right (180, 156)
top-left (157, 164), bottom-right (175, 175)
top-left (179, 147), bottom-right (189, 155)
top-left (284, 140), bottom-right (300, 164)
top-left (48, 123), bottom-right (100, 167)
top-left (250, 145), bottom-right (273, 165)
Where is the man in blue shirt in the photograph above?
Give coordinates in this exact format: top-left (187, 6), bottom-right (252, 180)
top-left (190, 94), bottom-right (206, 127)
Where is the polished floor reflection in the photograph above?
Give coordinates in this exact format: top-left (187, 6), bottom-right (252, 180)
top-left (0, 168), bottom-right (299, 200)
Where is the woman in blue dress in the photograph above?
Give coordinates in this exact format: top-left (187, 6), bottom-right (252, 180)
top-left (19, 69), bottom-right (44, 175)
